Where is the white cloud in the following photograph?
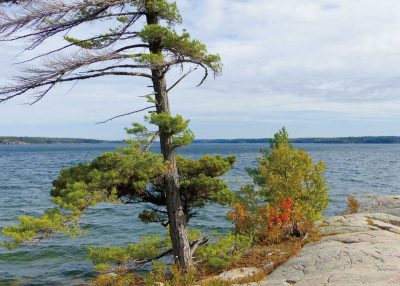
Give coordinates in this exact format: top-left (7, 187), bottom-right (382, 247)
top-left (1, 0), bottom-right (400, 138)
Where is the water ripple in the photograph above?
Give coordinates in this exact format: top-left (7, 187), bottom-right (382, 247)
top-left (1, 143), bottom-right (399, 284)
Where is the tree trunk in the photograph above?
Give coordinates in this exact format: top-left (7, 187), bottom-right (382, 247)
top-left (145, 10), bottom-right (193, 270)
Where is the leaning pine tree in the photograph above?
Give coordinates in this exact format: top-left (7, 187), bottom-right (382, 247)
top-left (0, 0), bottom-right (232, 270)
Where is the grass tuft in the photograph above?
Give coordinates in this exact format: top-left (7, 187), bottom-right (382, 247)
top-left (347, 196), bottom-right (360, 214)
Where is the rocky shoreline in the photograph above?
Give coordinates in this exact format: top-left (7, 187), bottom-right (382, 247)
top-left (207, 196), bottom-right (400, 286)
top-left (358, 195), bottom-right (400, 217)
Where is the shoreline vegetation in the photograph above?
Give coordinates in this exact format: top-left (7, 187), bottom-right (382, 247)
top-left (2, 136), bottom-right (400, 145)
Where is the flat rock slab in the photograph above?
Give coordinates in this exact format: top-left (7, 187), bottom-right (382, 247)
top-left (359, 195), bottom-right (400, 217)
top-left (198, 267), bottom-right (260, 285)
top-left (217, 267), bottom-right (260, 281)
top-left (249, 213), bottom-right (400, 286)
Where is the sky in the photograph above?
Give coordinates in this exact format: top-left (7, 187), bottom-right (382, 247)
top-left (1, 0), bottom-right (400, 140)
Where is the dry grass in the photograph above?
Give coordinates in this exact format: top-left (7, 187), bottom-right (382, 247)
top-left (200, 271), bottom-right (267, 286)
top-left (199, 228), bottom-right (322, 285)
top-left (231, 226), bottom-right (320, 272)
top-left (92, 272), bottom-right (143, 286)
top-left (229, 238), bottom-right (301, 276)
top-left (347, 196), bottom-right (360, 214)
top-left (234, 271), bottom-right (267, 284)
top-left (200, 279), bottom-right (233, 286)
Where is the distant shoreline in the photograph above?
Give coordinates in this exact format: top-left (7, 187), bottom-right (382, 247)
top-left (194, 136), bottom-right (400, 144)
top-left (2, 136), bottom-right (400, 145)
top-left (0, 137), bottom-right (121, 145)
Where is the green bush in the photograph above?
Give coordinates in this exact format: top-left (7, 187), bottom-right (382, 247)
top-left (196, 233), bottom-right (252, 271)
top-left (247, 128), bottom-right (329, 222)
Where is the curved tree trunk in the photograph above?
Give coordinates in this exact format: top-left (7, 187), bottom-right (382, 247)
top-left (146, 10), bottom-right (193, 270)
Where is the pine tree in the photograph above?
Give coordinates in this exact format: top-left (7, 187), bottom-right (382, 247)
top-left (0, 0), bottom-right (225, 270)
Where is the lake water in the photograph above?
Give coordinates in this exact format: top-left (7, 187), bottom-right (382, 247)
top-left (0, 143), bottom-right (399, 285)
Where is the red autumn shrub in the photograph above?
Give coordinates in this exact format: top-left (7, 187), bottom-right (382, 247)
top-left (228, 194), bottom-right (303, 243)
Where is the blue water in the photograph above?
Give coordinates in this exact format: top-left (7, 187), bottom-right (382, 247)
top-left (1, 143), bottom-right (400, 285)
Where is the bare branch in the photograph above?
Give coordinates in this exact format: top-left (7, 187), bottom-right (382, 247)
top-left (143, 131), bottom-right (159, 153)
top-left (96, 106), bottom-right (155, 124)
top-left (85, 64), bottom-right (151, 74)
top-left (164, 60), bottom-right (211, 87)
top-left (0, 0), bottom-right (144, 49)
top-left (114, 44), bottom-right (149, 53)
top-left (167, 67), bottom-right (196, 92)
top-left (1, 70), bottom-right (152, 104)
top-left (196, 63), bottom-right (209, 87)
top-left (0, 50), bottom-right (150, 103)
top-left (190, 236), bottom-right (209, 257)
top-left (15, 33), bottom-right (139, 64)
top-left (0, 1), bottom-right (218, 109)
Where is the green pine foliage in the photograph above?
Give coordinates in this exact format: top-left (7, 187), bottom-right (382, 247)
top-left (41, 0), bottom-right (222, 79)
top-left (1, 209), bottom-right (82, 250)
top-left (136, 0), bottom-right (182, 25)
top-left (87, 234), bottom-right (171, 272)
top-left (90, 232), bottom-right (252, 284)
top-left (1, 115), bottom-right (235, 253)
top-left (87, 230), bottom-right (202, 273)
top-left (149, 113), bottom-right (195, 147)
top-left (0, 0), bottom-right (230, 278)
top-left (196, 233), bottom-right (253, 271)
top-left (137, 24), bottom-right (222, 73)
top-left (61, 0), bottom-right (221, 74)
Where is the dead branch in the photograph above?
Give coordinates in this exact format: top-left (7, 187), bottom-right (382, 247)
top-left (190, 236), bottom-right (209, 257)
top-left (143, 131), bottom-right (159, 153)
top-left (167, 67), bottom-right (196, 92)
top-left (96, 106), bottom-right (155, 124)
top-left (196, 63), bottom-right (209, 87)
top-left (85, 64), bottom-right (151, 74)
top-left (0, 0), bottom-right (144, 48)
top-left (0, 51), bottom-right (146, 103)
top-left (0, 1), bottom-right (219, 107)
top-left (15, 32), bottom-right (139, 64)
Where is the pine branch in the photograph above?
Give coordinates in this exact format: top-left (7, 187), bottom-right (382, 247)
top-left (0, 51), bottom-right (149, 103)
top-left (106, 236), bottom-right (210, 272)
top-left (15, 33), bottom-right (139, 64)
top-left (0, 0), bottom-right (143, 48)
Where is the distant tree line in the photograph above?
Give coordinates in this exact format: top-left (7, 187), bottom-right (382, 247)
top-left (0, 137), bottom-right (121, 144)
top-left (193, 136), bottom-right (400, 144)
top-left (2, 136), bottom-right (400, 145)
